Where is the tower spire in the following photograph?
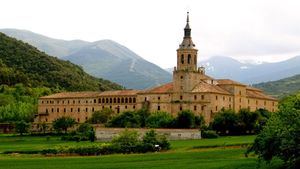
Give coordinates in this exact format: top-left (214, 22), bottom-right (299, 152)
top-left (184, 12), bottom-right (191, 38)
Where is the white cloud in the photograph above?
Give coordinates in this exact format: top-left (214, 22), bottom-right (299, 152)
top-left (0, 0), bottom-right (300, 68)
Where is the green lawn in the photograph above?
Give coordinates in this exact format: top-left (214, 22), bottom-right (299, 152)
top-left (0, 135), bottom-right (282, 169)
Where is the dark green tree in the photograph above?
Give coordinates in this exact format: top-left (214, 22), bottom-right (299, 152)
top-left (176, 110), bottom-right (195, 128)
top-left (237, 108), bottom-right (259, 134)
top-left (146, 111), bottom-right (174, 128)
top-left (15, 120), bottom-right (30, 136)
top-left (52, 116), bottom-right (76, 133)
top-left (88, 108), bottom-right (114, 124)
top-left (107, 111), bottom-right (141, 128)
top-left (211, 109), bottom-right (239, 135)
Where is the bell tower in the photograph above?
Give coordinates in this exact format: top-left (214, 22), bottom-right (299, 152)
top-left (173, 12), bottom-right (204, 93)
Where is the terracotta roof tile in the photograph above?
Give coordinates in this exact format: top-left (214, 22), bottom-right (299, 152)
top-left (40, 90), bottom-right (139, 99)
top-left (192, 81), bottom-right (231, 95)
top-left (246, 90), bottom-right (277, 101)
top-left (217, 79), bottom-right (246, 86)
top-left (99, 90), bottom-right (139, 96)
top-left (140, 83), bottom-right (173, 94)
top-left (246, 86), bottom-right (263, 92)
top-left (40, 92), bottom-right (100, 99)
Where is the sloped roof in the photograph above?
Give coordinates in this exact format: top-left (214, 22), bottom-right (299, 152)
top-left (139, 82), bottom-right (173, 94)
top-left (99, 90), bottom-right (139, 96)
top-left (40, 90), bottom-right (139, 99)
top-left (192, 81), bottom-right (231, 95)
top-left (246, 90), bottom-right (277, 101)
top-left (40, 92), bottom-right (100, 99)
top-left (246, 86), bottom-right (263, 92)
top-left (217, 79), bottom-right (246, 86)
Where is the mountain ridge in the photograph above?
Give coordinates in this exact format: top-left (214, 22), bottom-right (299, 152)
top-left (0, 32), bottom-right (122, 91)
top-left (0, 28), bottom-right (172, 89)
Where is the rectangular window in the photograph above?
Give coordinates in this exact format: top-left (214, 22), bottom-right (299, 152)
top-left (158, 96), bottom-right (160, 100)
top-left (215, 106), bottom-right (218, 111)
top-left (64, 108), bottom-right (66, 113)
top-left (157, 105), bottom-right (160, 110)
top-left (216, 96), bottom-right (218, 100)
top-left (92, 107), bottom-right (94, 112)
top-left (194, 105), bottom-right (197, 111)
top-left (201, 95), bottom-right (204, 100)
top-left (57, 108), bottom-right (59, 112)
top-left (180, 95), bottom-right (183, 100)
top-left (86, 108), bottom-right (88, 112)
top-left (194, 95), bottom-right (197, 100)
top-left (78, 108), bottom-right (80, 112)
top-left (71, 108), bottom-right (73, 112)
top-left (201, 106), bottom-right (204, 111)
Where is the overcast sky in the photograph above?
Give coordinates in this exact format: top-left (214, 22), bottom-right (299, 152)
top-left (1, 0), bottom-right (300, 68)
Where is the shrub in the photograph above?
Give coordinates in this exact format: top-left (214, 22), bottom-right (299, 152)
top-left (87, 108), bottom-right (113, 124)
top-left (237, 108), bottom-right (259, 134)
top-left (111, 129), bottom-right (140, 153)
top-left (175, 110), bottom-right (195, 128)
top-left (146, 111), bottom-right (174, 128)
top-left (211, 109), bottom-right (239, 135)
top-left (52, 116), bottom-right (76, 134)
top-left (107, 111), bottom-right (141, 128)
top-left (141, 130), bottom-right (170, 151)
top-left (201, 130), bottom-right (219, 138)
top-left (195, 115), bottom-right (205, 129)
top-left (247, 106), bottom-right (300, 168)
top-left (15, 120), bottom-right (30, 135)
top-left (61, 123), bottom-right (95, 142)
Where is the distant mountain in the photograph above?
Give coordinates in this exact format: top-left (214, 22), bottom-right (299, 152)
top-left (200, 56), bottom-right (300, 84)
top-left (0, 29), bottom-right (172, 89)
top-left (63, 40), bottom-right (172, 89)
top-left (253, 74), bottom-right (300, 98)
top-left (166, 56), bottom-right (300, 84)
top-left (0, 32), bottom-right (122, 91)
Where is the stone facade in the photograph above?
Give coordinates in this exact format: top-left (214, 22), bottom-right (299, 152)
top-left (35, 13), bottom-right (278, 125)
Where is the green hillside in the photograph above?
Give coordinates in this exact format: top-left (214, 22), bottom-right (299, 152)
top-left (0, 32), bottom-right (123, 91)
top-left (253, 74), bottom-right (300, 98)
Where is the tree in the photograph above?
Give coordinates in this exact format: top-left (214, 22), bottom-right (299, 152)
top-left (247, 107), bottom-right (300, 168)
top-left (176, 110), bottom-right (195, 128)
top-left (136, 108), bottom-right (150, 128)
top-left (237, 108), bottom-right (259, 134)
top-left (107, 111), bottom-right (141, 128)
top-left (15, 120), bottom-right (30, 136)
top-left (40, 122), bottom-right (48, 134)
top-left (142, 129), bottom-right (170, 151)
top-left (211, 109), bottom-right (239, 135)
top-left (111, 129), bottom-right (140, 153)
top-left (88, 108), bottom-right (114, 124)
top-left (195, 115), bottom-right (205, 129)
top-left (52, 116), bottom-right (76, 133)
top-left (146, 111), bottom-right (174, 128)
top-left (247, 93), bottom-right (300, 169)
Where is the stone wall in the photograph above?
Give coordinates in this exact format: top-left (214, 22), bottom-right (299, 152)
top-left (95, 128), bottom-right (201, 141)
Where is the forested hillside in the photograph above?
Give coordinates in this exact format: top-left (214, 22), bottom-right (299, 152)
top-left (254, 74), bottom-right (300, 98)
top-left (0, 32), bottom-right (123, 91)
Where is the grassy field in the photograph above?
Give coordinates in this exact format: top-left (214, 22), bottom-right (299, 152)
top-left (0, 135), bottom-right (282, 169)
